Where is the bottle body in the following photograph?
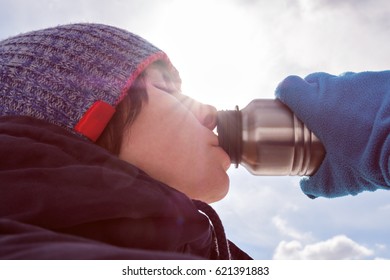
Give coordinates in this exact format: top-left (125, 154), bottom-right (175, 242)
top-left (217, 99), bottom-right (325, 176)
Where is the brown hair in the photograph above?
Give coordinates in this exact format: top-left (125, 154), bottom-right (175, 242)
top-left (96, 73), bottom-right (148, 155)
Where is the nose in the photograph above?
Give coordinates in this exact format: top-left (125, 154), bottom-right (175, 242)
top-left (177, 95), bottom-right (217, 130)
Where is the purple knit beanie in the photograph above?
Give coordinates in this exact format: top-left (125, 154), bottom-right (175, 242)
top-left (0, 23), bottom-right (180, 141)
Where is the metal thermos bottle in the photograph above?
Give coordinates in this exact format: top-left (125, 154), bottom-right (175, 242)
top-left (217, 99), bottom-right (326, 176)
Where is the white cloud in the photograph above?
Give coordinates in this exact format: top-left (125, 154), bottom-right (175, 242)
top-left (379, 204), bottom-right (390, 211)
top-left (375, 243), bottom-right (387, 251)
top-left (273, 235), bottom-right (374, 260)
top-left (272, 215), bottom-right (312, 241)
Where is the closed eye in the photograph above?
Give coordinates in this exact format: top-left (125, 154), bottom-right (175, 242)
top-left (152, 83), bottom-right (177, 95)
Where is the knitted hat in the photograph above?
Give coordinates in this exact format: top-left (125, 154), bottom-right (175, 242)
top-left (0, 23), bottom-right (180, 141)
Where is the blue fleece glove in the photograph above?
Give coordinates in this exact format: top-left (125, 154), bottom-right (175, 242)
top-left (275, 71), bottom-right (390, 198)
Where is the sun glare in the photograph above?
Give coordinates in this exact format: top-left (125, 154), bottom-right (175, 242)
top-left (150, 0), bottom-right (272, 111)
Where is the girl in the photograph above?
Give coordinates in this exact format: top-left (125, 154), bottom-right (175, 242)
top-left (0, 23), bottom-right (250, 259)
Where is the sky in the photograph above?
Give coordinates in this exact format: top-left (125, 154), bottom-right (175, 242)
top-left (1, 0), bottom-right (390, 259)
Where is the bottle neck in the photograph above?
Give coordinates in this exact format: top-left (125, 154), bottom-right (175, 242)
top-left (216, 106), bottom-right (242, 167)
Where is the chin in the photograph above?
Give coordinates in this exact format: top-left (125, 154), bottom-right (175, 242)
top-left (197, 173), bottom-right (230, 204)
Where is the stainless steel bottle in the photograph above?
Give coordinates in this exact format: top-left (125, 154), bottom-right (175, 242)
top-left (217, 99), bottom-right (325, 176)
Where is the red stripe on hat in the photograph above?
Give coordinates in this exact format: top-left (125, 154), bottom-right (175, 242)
top-left (75, 101), bottom-right (116, 141)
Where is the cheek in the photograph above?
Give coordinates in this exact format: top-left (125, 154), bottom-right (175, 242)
top-left (118, 108), bottom-right (190, 176)
top-left (119, 125), bottom-right (169, 167)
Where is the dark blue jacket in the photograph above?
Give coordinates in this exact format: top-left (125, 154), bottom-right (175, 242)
top-left (0, 117), bottom-right (251, 260)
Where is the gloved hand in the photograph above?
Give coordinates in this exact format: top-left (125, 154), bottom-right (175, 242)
top-left (275, 71), bottom-right (390, 198)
